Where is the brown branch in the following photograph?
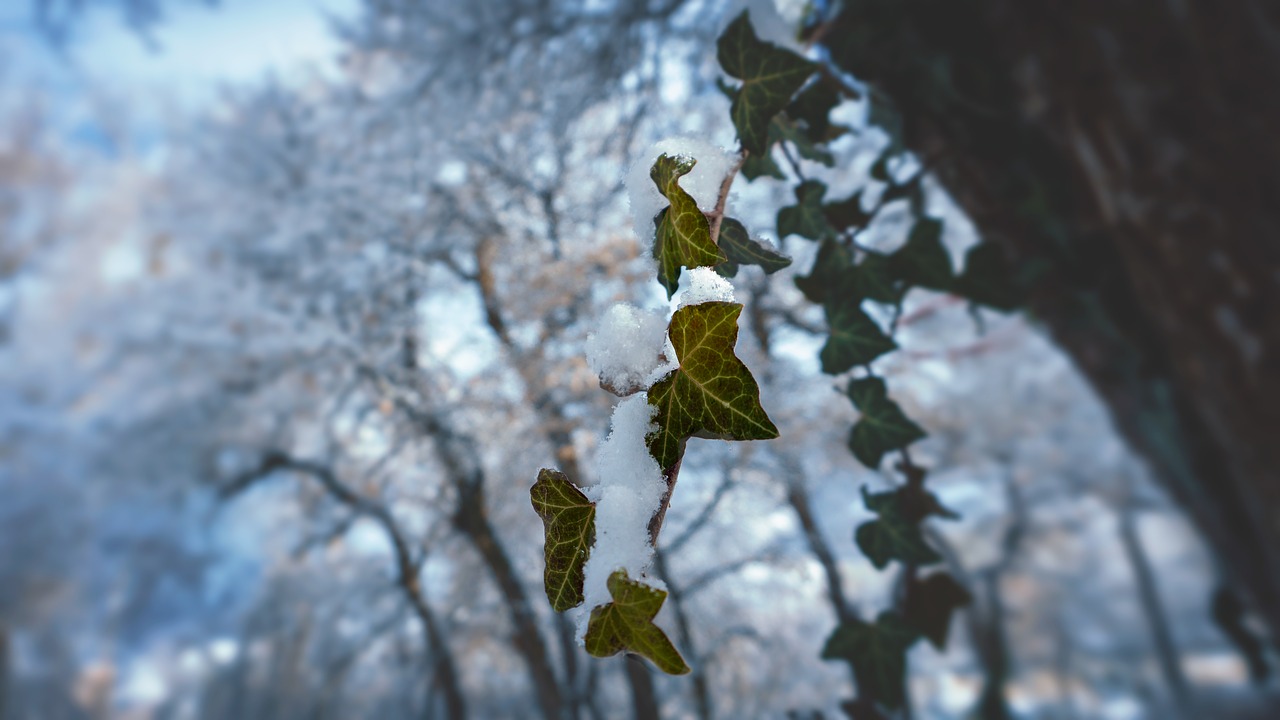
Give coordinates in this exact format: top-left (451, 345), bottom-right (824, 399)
top-left (707, 152), bottom-right (746, 247)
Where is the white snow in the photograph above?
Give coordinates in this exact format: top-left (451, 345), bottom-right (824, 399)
top-left (585, 303), bottom-right (673, 394)
top-left (725, 0), bottom-right (805, 53)
top-left (577, 394), bottom-right (668, 637)
top-left (626, 137), bottom-right (735, 246)
top-left (678, 266), bottom-right (736, 308)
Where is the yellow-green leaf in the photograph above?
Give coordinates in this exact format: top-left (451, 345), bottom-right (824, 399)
top-left (651, 154), bottom-right (727, 298)
top-left (647, 302), bottom-right (779, 471)
top-left (584, 570), bottom-right (691, 675)
top-left (530, 468), bottom-right (595, 612)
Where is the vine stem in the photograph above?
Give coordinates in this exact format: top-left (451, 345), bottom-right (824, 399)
top-left (707, 151), bottom-right (746, 246)
top-left (648, 153), bottom-right (746, 548)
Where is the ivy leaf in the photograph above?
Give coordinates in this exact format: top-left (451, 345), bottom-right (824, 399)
top-left (773, 114), bottom-right (835, 166)
top-left (820, 297), bottom-right (897, 374)
top-left (856, 517), bottom-right (940, 570)
top-left (777, 180), bottom-right (833, 241)
top-left (741, 148), bottom-right (787, 181)
top-left (647, 302), bottom-right (779, 471)
top-left (853, 252), bottom-right (905, 305)
top-left (846, 376), bottom-right (925, 469)
top-left (787, 75), bottom-right (845, 143)
top-left (795, 237), bottom-right (853, 305)
top-left (954, 242), bottom-right (1021, 312)
top-left (584, 570), bottom-right (691, 675)
top-left (855, 486), bottom-right (944, 569)
top-left (651, 154), bottom-right (727, 298)
top-left (890, 217), bottom-right (953, 292)
top-left (717, 11), bottom-right (817, 155)
top-left (823, 191), bottom-right (874, 235)
top-left (530, 468), bottom-right (595, 612)
top-left (719, 217), bottom-right (791, 274)
top-left (903, 572), bottom-right (972, 650)
top-left (822, 611), bottom-right (919, 710)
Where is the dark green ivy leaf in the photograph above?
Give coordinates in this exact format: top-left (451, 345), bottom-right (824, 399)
top-left (787, 75), bottom-right (845, 143)
top-left (820, 296), bottom-right (897, 374)
top-left (741, 148), bottom-right (787, 181)
top-left (719, 217), bottom-right (791, 274)
top-left (890, 217), bottom-right (953, 292)
top-left (773, 113), bottom-right (835, 166)
top-left (794, 237), bottom-right (853, 305)
top-left (647, 302), bottom-right (779, 471)
top-left (530, 469), bottom-right (595, 612)
top-left (777, 180), bottom-right (833, 240)
top-left (846, 376), bottom-right (926, 469)
top-left (822, 611), bottom-right (919, 710)
top-left (852, 252), bottom-right (905, 305)
top-left (903, 572), bottom-right (972, 650)
top-left (855, 515), bottom-right (941, 570)
top-left (953, 242), bottom-right (1021, 312)
top-left (717, 11), bottom-right (817, 155)
top-left (651, 154), bottom-right (727, 298)
top-left (823, 191), bottom-right (873, 234)
top-left (584, 570), bottom-right (691, 675)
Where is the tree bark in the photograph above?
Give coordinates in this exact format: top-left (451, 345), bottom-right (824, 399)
top-left (825, 0), bottom-right (1280, 646)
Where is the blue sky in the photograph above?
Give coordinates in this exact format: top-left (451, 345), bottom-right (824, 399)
top-left (1, 0), bottom-right (359, 112)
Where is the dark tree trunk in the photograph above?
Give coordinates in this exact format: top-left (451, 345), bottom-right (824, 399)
top-left (825, 0), bottom-right (1280, 647)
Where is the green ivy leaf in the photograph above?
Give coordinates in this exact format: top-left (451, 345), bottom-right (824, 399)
top-left (954, 242), bottom-right (1021, 312)
top-left (530, 468), bottom-right (595, 612)
top-left (774, 114), bottom-right (835, 166)
top-left (778, 180), bottom-right (833, 240)
top-left (820, 297), bottom-right (897, 374)
top-left (853, 252), bottom-right (905, 305)
top-left (719, 217), bottom-right (791, 274)
top-left (903, 572), bottom-right (972, 650)
top-left (855, 514), bottom-right (941, 570)
top-left (787, 75), bottom-right (845, 143)
top-left (846, 376), bottom-right (926, 469)
top-left (890, 217), bottom-right (953, 292)
top-left (651, 154), bottom-right (727, 298)
top-left (741, 148), bottom-right (787, 181)
top-left (717, 11), bottom-right (817, 155)
top-left (795, 238), bottom-right (853, 305)
top-left (647, 302), bottom-right (779, 471)
top-left (822, 611), bottom-right (919, 710)
top-left (823, 191), bottom-right (874, 235)
top-left (584, 570), bottom-right (691, 675)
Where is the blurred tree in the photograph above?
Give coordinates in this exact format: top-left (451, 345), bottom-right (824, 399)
top-left (814, 0), bottom-right (1280, 655)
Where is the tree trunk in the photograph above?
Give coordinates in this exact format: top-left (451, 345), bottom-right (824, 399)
top-left (825, 0), bottom-right (1280, 646)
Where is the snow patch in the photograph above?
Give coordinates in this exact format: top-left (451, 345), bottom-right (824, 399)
top-left (585, 303), bottom-right (671, 394)
top-left (678, 266), bottom-right (736, 308)
top-left (577, 394), bottom-right (668, 638)
top-left (626, 138), bottom-right (734, 247)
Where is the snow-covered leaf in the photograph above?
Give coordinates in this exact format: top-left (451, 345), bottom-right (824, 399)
top-left (651, 154), bottom-right (727, 298)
